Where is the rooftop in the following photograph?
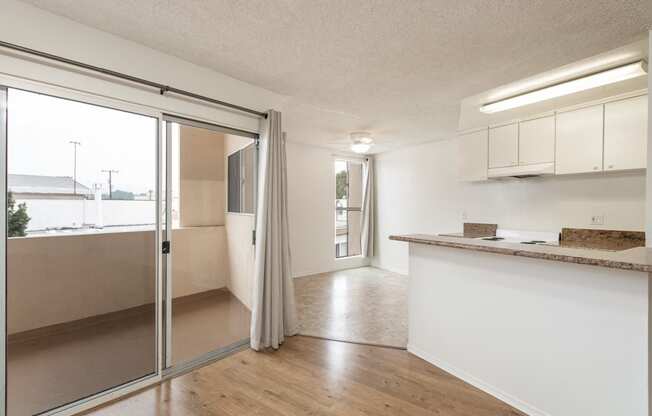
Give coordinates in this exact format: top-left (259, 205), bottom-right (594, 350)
top-left (8, 174), bottom-right (92, 196)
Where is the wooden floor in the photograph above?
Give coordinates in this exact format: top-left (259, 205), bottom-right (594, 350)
top-left (84, 336), bottom-right (526, 416)
top-left (295, 267), bottom-right (408, 348)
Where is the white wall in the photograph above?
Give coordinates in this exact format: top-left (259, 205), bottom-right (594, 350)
top-left (225, 214), bottom-right (255, 308)
top-left (374, 138), bottom-right (646, 274)
top-left (19, 199), bottom-right (155, 231)
top-left (224, 134), bottom-right (256, 308)
top-left (286, 141), bottom-right (369, 277)
top-left (409, 243), bottom-right (647, 416)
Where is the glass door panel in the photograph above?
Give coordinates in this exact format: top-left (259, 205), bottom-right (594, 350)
top-left (4, 88), bottom-right (158, 415)
top-left (334, 159), bottom-right (363, 258)
top-left (165, 119), bottom-right (252, 368)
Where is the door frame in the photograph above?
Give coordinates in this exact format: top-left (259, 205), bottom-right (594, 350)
top-left (0, 76), bottom-right (165, 416)
top-left (0, 85), bottom-right (7, 416)
top-left (160, 114), bottom-right (257, 377)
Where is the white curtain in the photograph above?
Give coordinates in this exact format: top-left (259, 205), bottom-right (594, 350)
top-left (250, 110), bottom-right (298, 351)
top-left (361, 157), bottom-right (375, 257)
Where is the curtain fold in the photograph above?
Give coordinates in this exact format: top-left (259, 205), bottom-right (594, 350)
top-left (250, 110), bottom-right (298, 351)
top-left (361, 157), bottom-right (375, 257)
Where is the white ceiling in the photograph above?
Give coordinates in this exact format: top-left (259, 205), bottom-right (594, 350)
top-left (18, 0), bottom-right (652, 153)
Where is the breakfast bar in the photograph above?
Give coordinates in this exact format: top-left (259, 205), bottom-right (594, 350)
top-left (390, 230), bottom-right (651, 416)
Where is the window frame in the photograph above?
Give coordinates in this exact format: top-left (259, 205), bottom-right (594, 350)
top-left (334, 158), bottom-right (363, 259)
top-left (226, 142), bottom-right (257, 216)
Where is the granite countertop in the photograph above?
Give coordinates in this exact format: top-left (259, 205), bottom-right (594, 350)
top-left (389, 233), bottom-right (652, 273)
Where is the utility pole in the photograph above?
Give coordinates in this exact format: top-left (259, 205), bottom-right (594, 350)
top-left (69, 140), bottom-right (81, 195)
top-left (101, 169), bottom-right (119, 199)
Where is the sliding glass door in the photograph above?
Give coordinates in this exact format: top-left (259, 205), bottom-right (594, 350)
top-left (0, 84), bottom-right (258, 414)
top-left (3, 87), bottom-right (159, 415)
top-left (163, 116), bottom-right (254, 371)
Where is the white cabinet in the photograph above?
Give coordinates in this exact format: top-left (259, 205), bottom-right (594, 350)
top-left (458, 129), bottom-right (488, 181)
top-left (488, 124), bottom-right (518, 168)
top-left (519, 115), bottom-right (555, 165)
top-left (604, 95), bottom-right (647, 171)
top-left (555, 105), bottom-right (604, 175)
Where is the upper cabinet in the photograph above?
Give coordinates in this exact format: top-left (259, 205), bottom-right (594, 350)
top-left (458, 92), bottom-right (648, 181)
top-left (519, 116), bottom-right (555, 165)
top-left (555, 104), bottom-right (604, 175)
top-left (488, 124), bottom-right (518, 168)
top-left (604, 95), bottom-right (648, 171)
top-left (458, 129), bottom-right (488, 181)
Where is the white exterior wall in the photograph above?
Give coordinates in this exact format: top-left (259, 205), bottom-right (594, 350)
top-left (18, 198), bottom-right (156, 231)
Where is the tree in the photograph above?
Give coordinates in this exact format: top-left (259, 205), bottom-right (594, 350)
top-left (336, 170), bottom-right (348, 200)
top-left (102, 189), bottom-right (135, 200)
top-left (7, 192), bottom-right (30, 237)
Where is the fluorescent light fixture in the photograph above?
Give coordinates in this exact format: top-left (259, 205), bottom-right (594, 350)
top-left (351, 142), bottom-right (372, 154)
top-left (480, 60), bottom-right (648, 114)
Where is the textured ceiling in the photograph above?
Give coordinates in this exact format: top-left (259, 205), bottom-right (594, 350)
top-left (18, 0), bottom-right (652, 152)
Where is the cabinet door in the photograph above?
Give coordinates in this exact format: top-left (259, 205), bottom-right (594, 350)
top-left (458, 129), bottom-right (488, 181)
top-left (488, 123), bottom-right (518, 168)
top-left (519, 115), bottom-right (555, 165)
top-left (604, 95), bottom-right (647, 171)
top-left (555, 105), bottom-right (603, 175)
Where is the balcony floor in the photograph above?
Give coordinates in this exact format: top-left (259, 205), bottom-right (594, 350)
top-left (7, 288), bottom-right (250, 416)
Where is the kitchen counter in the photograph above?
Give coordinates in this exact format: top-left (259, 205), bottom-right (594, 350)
top-left (390, 233), bottom-right (652, 272)
top-left (394, 231), bottom-right (648, 415)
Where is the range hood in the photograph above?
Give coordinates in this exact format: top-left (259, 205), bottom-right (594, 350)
top-left (488, 162), bottom-right (555, 179)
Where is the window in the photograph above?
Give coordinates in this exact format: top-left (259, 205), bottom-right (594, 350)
top-left (228, 143), bottom-right (256, 214)
top-left (335, 159), bottom-right (363, 258)
top-left (7, 88), bottom-right (157, 237)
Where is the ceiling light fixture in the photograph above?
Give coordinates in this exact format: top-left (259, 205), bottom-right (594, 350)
top-left (350, 131), bottom-right (374, 154)
top-left (480, 60), bottom-right (648, 114)
top-left (351, 142), bottom-right (372, 153)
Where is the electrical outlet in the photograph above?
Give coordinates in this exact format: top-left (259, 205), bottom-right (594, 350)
top-left (590, 215), bottom-right (604, 226)
top-left (461, 211), bottom-right (468, 221)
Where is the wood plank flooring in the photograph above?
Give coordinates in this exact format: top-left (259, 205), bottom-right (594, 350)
top-left (83, 336), bottom-right (526, 416)
top-left (295, 267), bottom-right (408, 348)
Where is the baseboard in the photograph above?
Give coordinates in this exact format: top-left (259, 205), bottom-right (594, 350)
top-left (372, 262), bottom-right (408, 276)
top-left (407, 344), bottom-right (548, 416)
top-left (293, 261), bottom-right (372, 279)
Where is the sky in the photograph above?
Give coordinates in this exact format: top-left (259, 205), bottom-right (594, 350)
top-left (7, 88), bottom-right (157, 194)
